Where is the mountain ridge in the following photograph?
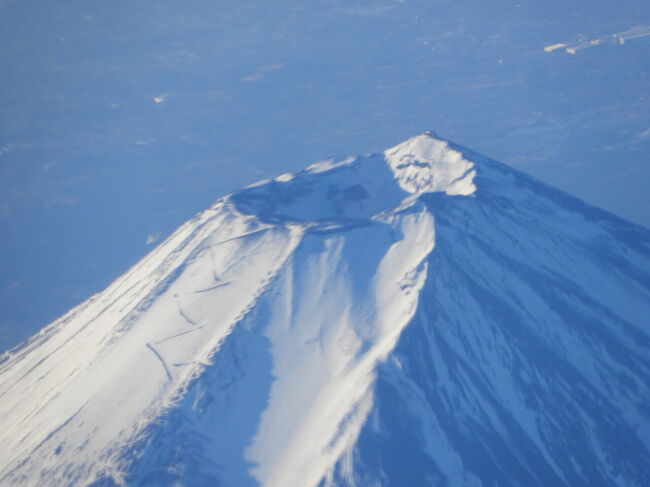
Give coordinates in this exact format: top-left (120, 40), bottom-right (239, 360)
top-left (0, 133), bottom-right (648, 486)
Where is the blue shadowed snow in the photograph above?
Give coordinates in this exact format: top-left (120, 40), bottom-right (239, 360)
top-left (122, 323), bottom-right (274, 487)
top-left (337, 153), bottom-right (650, 486)
top-left (0, 134), bottom-right (648, 485)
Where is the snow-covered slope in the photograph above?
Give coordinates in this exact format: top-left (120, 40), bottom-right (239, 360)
top-left (0, 133), bottom-right (649, 486)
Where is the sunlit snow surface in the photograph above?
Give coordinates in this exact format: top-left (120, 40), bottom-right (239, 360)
top-left (0, 134), bottom-right (649, 486)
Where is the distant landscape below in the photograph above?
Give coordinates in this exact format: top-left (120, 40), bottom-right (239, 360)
top-left (1, 0), bottom-right (649, 351)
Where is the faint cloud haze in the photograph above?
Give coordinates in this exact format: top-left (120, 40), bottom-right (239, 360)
top-left (43, 195), bottom-right (79, 210)
top-left (145, 233), bottom-right (161, 245)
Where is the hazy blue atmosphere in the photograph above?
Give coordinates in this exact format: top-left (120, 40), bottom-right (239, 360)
top-left (1, 0), bottom-right (649, 351)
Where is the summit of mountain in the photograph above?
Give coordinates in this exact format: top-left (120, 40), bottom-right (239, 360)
top-left (0, 133), bottom-right (648, 487)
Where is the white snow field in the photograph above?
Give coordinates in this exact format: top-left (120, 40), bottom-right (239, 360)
top-left (0, 134), bottom-right (649, 486)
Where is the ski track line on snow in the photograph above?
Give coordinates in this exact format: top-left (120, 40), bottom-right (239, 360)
top-left (194, 282), bottom-right (231, 293)
top-left (174, 296), bottom-right (200, 327)
top-left (153, 326), bottom-right (205, 346)
top-left (209, 227), bottom-right (271, 248)
top-left (145, 343), bottom-right (172, 382)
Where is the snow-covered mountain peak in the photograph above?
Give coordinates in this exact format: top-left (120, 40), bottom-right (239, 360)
top-left (1, 134), bottom-right (649, 487)
top-left (385, 132), bottom-right (476, 196)
top-left (230, 133), bottom-right (477, 226)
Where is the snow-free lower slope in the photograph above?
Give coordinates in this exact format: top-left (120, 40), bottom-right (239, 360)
top-left (0, 134), bottom-right (649, 486)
